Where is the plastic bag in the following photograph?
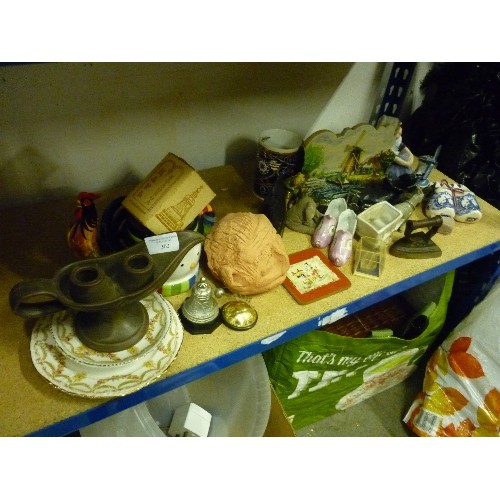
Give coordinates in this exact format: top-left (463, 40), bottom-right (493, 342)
top-left (404, 278), bottom-right (500, 436)
top-left (264, 272), bottom-right (454, 430)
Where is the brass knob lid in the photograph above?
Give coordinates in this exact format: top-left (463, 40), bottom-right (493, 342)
top-left (221, 300), bottom-right (258, 330)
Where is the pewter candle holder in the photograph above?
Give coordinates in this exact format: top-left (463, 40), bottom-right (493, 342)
top-left (10, 231), bottom-right (204, 352)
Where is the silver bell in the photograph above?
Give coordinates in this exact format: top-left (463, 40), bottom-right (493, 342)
top-left (179, 277), bottom-right (221, 334)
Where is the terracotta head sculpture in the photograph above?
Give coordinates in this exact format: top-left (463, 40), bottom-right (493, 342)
top-left (204, 212), bottom-right (290, 295)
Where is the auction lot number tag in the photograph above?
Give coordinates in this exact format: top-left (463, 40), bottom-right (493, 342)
top-left (145, 233), bottom-right (180, 254)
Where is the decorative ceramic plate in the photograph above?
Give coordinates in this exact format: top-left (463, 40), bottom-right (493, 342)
top-left (30, 293), bottom-right (184, 398)
top-left (51, 294), bottom-right (171, 367)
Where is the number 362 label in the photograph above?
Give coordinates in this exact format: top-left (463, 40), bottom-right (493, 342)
top-left (144, 233), bottom-right (180, 254)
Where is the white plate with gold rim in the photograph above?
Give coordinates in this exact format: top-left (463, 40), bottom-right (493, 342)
top-left (51, 293), bottom-right (171, 368)
top-left (30, 294), bottom-right (184, 398)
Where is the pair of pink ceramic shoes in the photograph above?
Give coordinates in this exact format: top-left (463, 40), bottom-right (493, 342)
top-left (312, 198), bottom-right (357, 267)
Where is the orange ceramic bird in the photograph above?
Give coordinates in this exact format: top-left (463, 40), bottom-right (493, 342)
top-left (67, 191), bottom-right (101, 258)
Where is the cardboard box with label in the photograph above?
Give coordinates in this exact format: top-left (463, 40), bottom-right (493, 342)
top-left (122, 153), bottom-right (216, 235)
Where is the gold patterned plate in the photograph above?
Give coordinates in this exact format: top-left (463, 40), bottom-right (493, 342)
top-left (51, 294), bottom-right (171, 367)
top-left (30, 293), bottom-right (184, 398)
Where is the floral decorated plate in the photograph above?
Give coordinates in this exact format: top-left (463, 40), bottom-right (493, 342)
top-left (30, 294), bottom-right (183, 398)
top-left (51, 293), bottom-right (171, 367)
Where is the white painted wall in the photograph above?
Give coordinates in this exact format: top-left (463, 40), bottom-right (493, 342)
top-left (0, 62), bottom-right (427, 208)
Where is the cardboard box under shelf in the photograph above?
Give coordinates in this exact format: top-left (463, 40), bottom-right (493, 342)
top-left (264, 385), bottom-right (296, 437)
top-left (122, 153), bottom-right (216, 235)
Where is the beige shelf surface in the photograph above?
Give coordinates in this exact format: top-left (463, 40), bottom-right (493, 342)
top-left (0, 164), bottom-right (499, 436)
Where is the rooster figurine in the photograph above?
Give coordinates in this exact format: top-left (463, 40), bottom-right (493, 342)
top-left (67, 191), bottom-right (101, 258)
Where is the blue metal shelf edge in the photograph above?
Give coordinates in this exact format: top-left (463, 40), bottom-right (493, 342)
top-left (28, 242), bottom-right (499, 437)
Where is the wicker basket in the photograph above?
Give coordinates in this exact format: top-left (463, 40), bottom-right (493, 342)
top-left (319, 295), bottom-right (414, 338)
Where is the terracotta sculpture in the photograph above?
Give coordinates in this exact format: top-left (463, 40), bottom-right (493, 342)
top-left (204, 212), bottom-right (289, 295)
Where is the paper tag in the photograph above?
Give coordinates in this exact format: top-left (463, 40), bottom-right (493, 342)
top-left (414, 408), bottom-right (442, 435)
top-left (145, 233), bottom-right (180, 254)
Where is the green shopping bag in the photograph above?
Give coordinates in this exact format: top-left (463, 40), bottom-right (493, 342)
top-left (263, 271), bottom-right (455, 430)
